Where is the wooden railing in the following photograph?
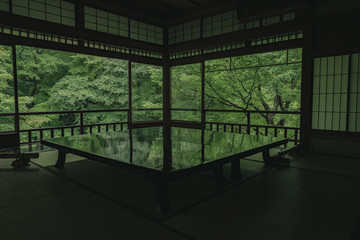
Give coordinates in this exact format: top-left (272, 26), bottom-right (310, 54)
top-left (20, 121), bottom-right (129, 144)
top-left (205, 122), bottom-right (300, 144)
top-left (0, 109), bottom-right (129, 144)
top-left (1, 109), bottom-right (300, 144)
top-left (204, 109), bottom-right (301, 144)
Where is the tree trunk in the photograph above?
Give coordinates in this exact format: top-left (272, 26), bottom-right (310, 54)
top-left (30, 77), bottom-right (37, 96)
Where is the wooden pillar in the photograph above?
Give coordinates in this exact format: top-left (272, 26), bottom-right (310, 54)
top-left (163, 27), bottom-right (171, 131)
top-left (162, 27), bottom-right (172, 171)
top-left (300, 23), bottom-right (312, 151)
top-left (75, 0), bottom-right (85, 48)
top-left (128, 59), bottom-right (132, 128)
top-left (12, 45), bottom-right (20, 137)
top-left (201, 61), bottom-right (205, 130)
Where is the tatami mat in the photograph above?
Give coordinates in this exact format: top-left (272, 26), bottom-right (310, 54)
top-left (48, 159), bottom-right (269, 219)
top-left (32, 150), bottom-right (86, 167)
top-left (0, 159), bottom-right (77, 209)
top-left (245, 152), bottom-right (360, 178)
top-left (1, 151), bottom-right (360, 240)
top-left (290, 153), bottom-right (360, 178)
top-left (164, 167), bottom-right (360, 240)
top-left (0, 189), bottom-right (189, 240)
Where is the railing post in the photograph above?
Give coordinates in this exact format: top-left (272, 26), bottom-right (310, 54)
top-left (246, 112), bottom-right (251, 134)
top-left (80, 112), bottom-right (84, 134)
top-left (28, 130), bottom-right (32, 143)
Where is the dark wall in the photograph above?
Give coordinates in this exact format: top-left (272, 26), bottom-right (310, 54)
top-left (311, 0), bottom-right (360, 56)
top-left (309, 1), bottom-right (360, 156)
top-left (312, 7), bottom-right (360, 56)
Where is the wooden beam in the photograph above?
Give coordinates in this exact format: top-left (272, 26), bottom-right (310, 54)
top-left (152, 0), bottom-right (184, 11)
top-left (162, 27), bottom-right (171, 128)
top-left (201, 61), bottom-right (205, 129)
top-left (12, 45), bottom-right (20, 135)
top-left (168, 20), bottom-right (304, 54)
top-left (171, 120), bottom-right (202, 129)
top-left (0, 12), bottom-right (163, 53)
top-left (166, 0), bottom-right (237, 26)
top-left (75, 0), bottom-right (85, 48)
top-left (128, 59), bottom-right (132, 128)
top-left (162, 26), bottom-right (172, 174)
top-left (131, 121), bottom-right (163, 128)
top-left (185, 0), bottom-right (202, 7)
top-left (0, 34), bottom-right (163, 66)
top-left (75, 0), bottom-right (85, 30)
top-left (83, 0), bottom-right (164, 26)
top-left (170, 39), bottom-right (303, 66)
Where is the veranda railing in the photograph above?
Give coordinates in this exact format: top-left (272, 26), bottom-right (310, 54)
top-left (0, 109), bottom-right (300, 144)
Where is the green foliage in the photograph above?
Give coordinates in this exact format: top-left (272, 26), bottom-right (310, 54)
top-left (132, 63), bottom-right (162, 108)
top-left (0, 45), bottom-right (162, 135)
top-left (171, 49), bottom-right (302, 127)
top-left (0, 44), bottom-right (302, 142)
top-left (171, 63), bottom-right (201, 109)
top-left (0, 45), bottom-right (14, 114)
top-left (132, 63), bottom-right (162, 121)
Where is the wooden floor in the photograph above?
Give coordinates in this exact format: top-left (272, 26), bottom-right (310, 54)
top-left (0, 151), bottom-right (360, 240)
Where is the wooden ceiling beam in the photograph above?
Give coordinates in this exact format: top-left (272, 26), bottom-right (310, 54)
top-left (170, 39), bottom-right (303, 66)
top-left (166, 0), bottom-right (237, 26)
top-left (0, 12), bottom-right (163, 53)
top-left (83, 0), bottom-right (165, 26)
top-left (0, 33), bottom-right (162, 65)
top-left (168, 20), bottom-right (304, 53)
top-left (152, 0), bottom-right (184, 11)
top-left (185, 0), bottom-right (203, 7)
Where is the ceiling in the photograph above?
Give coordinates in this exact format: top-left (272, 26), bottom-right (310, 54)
top-left (85, 0), bottom-right (311, 26)
top-left (86, 0), bottom-right (237, 25)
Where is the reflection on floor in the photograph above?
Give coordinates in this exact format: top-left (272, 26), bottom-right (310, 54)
top-left (1, 148), bottom-right (360, 240)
